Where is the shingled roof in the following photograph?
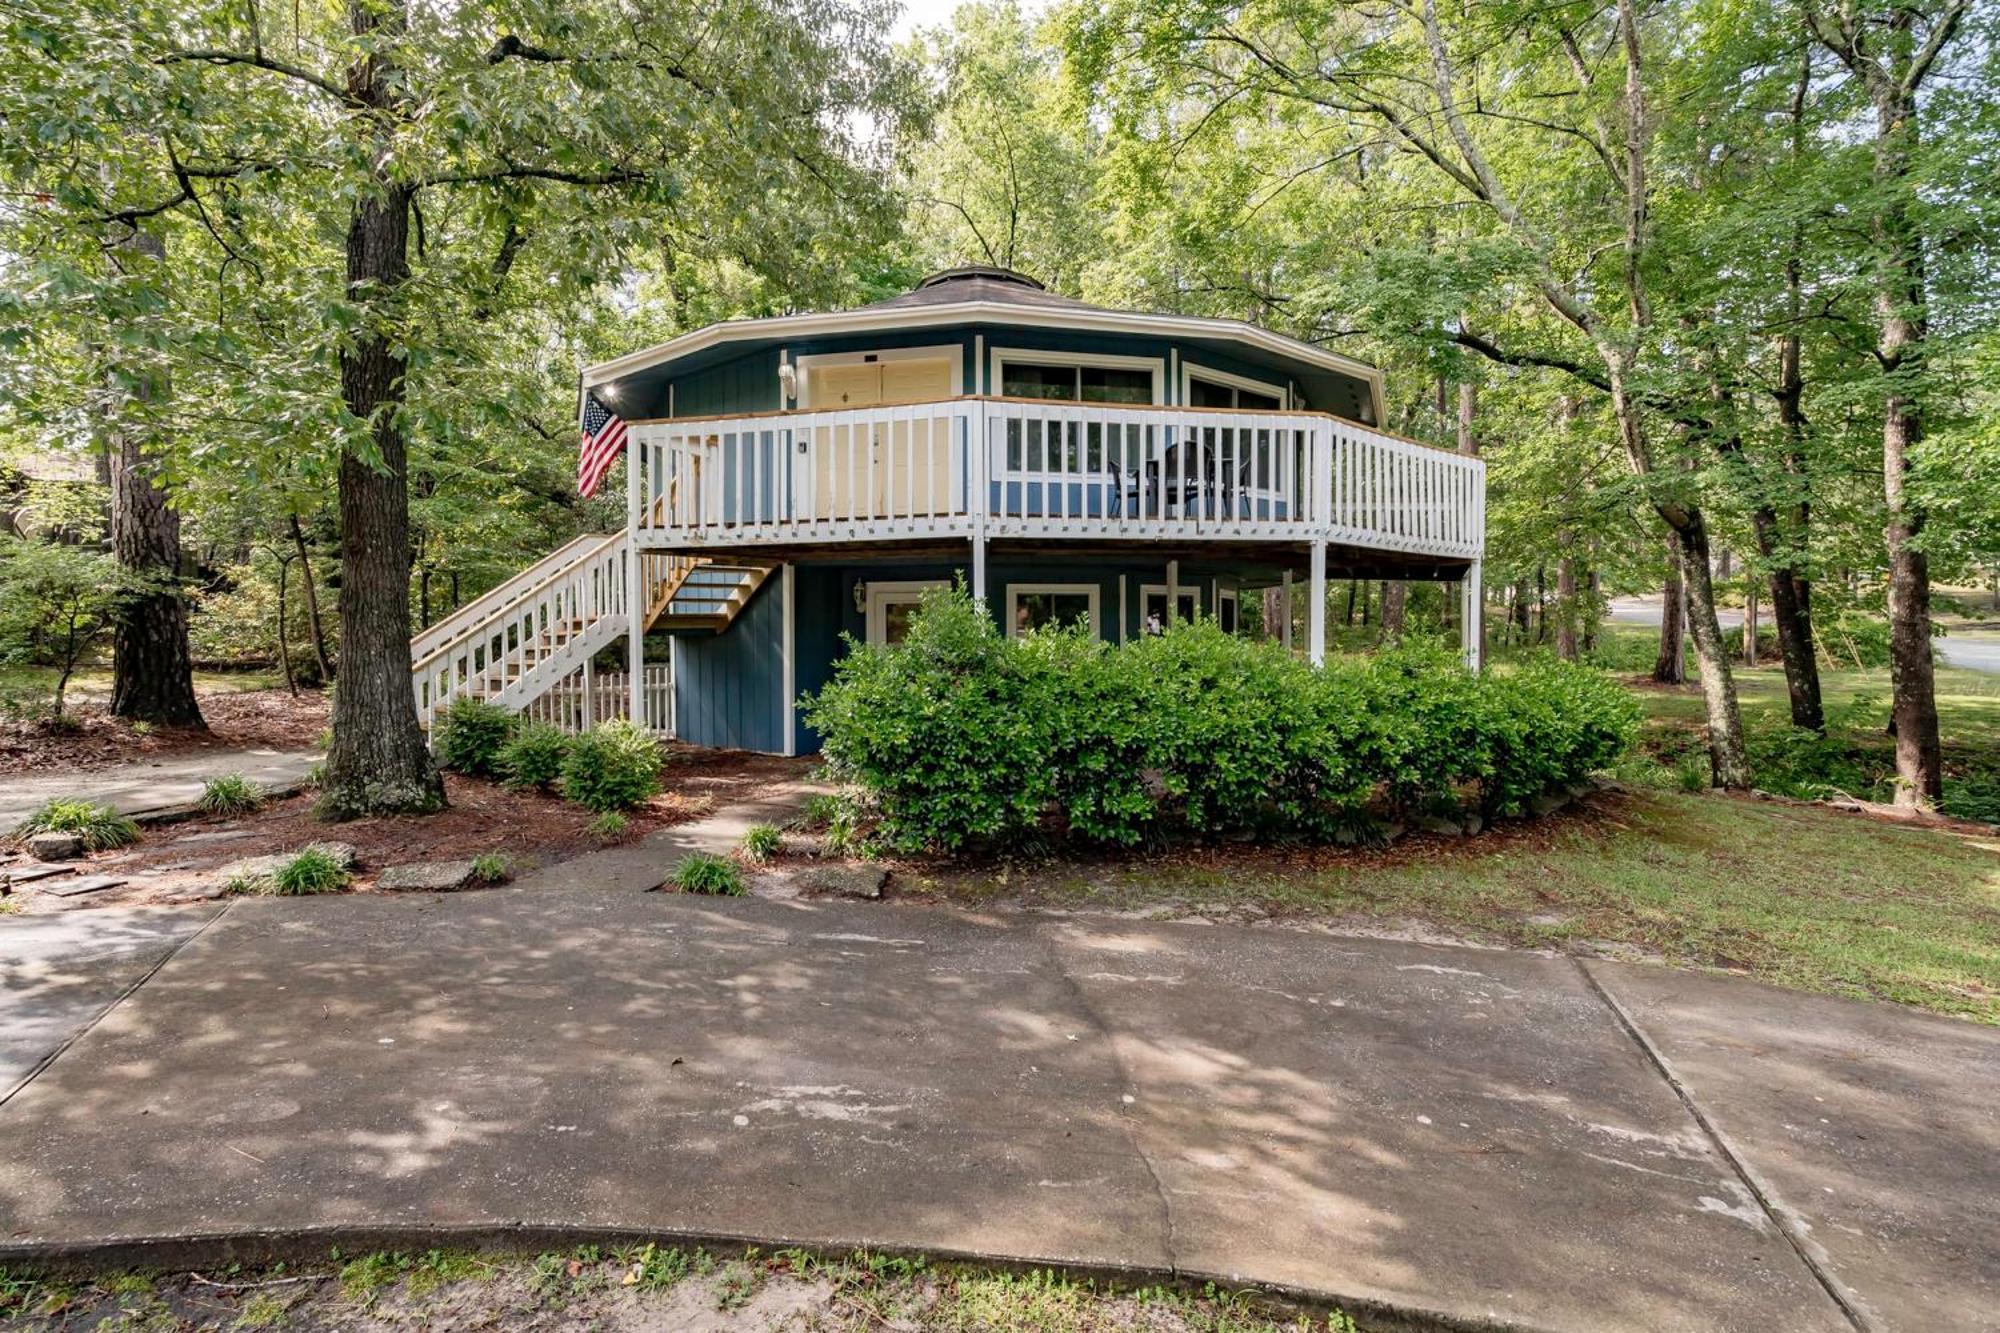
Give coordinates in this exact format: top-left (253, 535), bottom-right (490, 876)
top-left (858, 266), bottom-right (1109, 313)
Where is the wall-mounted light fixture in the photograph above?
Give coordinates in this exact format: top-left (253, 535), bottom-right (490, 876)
top-left (778, 361), bottom-right (797, 403)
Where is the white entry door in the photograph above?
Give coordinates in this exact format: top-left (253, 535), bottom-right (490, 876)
top-left (801, 356), bottom-right (955, 521)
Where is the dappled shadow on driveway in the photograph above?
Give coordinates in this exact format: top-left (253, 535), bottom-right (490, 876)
top-left (0, 905), bottom-right (221, 1097)
top-left (0, 891), bottom-right (1851, 1332)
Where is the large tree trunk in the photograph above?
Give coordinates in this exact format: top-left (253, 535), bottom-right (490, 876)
top-left (1743, 579), bottom-right (1759, 666)
top-left (1873, 88), bottom-right (1943, 808)
top-left (322, 185), bottom-right (441, 817)
top-left (1654, 532), bottom-right (1686, 685)
top-left (319, 0), bottom-right (441, 817)
top-left (105, 227), bottom-right (204, 729)
top-left (1675, 515), bottom-right (1750, 787)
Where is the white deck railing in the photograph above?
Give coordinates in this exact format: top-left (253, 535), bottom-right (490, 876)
top-left (628, 397), bottom-right (1483, 560)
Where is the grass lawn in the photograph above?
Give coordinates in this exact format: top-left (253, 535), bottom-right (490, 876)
top-left (0, 1245), bottom-right (1350, 1332)
top-left (0, 664), bottom-right (287, 699)
top-left (917, 790), bottom-right (2000, 1024)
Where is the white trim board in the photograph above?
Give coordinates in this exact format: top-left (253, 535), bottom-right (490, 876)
top-left (580, 300), bottom-right (1387, 423)
top-left (1004, 582), bottom-right (1103, 639)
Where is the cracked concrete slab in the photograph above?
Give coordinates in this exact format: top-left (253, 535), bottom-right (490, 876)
top-left (0, 889), bottom-right (1985, 1332)
top-left (1587, 961), bottom-right (2000, 1333)
top-left (0, 905), bottom-right (224, 1099)
top-left (1043, 921), bottom-right (1848, 1333)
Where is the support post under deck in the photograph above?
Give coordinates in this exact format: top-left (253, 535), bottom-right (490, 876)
top-left (1308, 540), bottom-right (1327, 665)
top-left (1461, 560), bottom-right (1483, 671)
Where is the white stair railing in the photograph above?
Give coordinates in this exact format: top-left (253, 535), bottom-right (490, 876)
top-left (410, 531), bottom-right (632, 731)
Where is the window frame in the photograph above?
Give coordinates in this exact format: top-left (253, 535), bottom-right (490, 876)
top-left (863, 579), bottom-right (950, 647)
top-left (1139, 583), bottom-right (1201, 632)
top-left (1180, 361), bottom-right (1289, 411)
top-left (1004, 582), bottom-right (1103, 639)
top-left (989, 348), bottom-right (1165, 484)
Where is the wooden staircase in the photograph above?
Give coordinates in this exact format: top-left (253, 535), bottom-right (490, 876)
top-left (643, 555), bottom-right (777, 633)
top-left (411, 537), bottom-right (775, 732)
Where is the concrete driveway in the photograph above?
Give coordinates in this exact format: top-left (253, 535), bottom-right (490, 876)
top-left (0, 890), bottom-right (1993, 1333)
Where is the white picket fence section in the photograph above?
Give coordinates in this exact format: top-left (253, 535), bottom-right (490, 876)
top-left (629, 396), bottom-right (1484, 559)
top-left (517, 664), bottom-right (672, 734)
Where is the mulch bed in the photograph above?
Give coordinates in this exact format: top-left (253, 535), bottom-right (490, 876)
top-left (5, 747), bottom-right (816, 914)
top-left (0, 687), bottom-right (331, 777)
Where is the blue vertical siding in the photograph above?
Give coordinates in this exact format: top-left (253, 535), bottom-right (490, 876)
top-left (670, 571), bottom-right (786, 753)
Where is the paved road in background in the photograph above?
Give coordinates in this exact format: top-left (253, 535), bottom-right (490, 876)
top-left (3, 889), bottom-right (1994, 1332)
top-left (1607, 595), bottom-right (2000, 675)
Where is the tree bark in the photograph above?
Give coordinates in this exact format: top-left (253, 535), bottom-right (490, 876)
top-left (319, 0), bottom-right (443, 817)
top-left (105, 227), bottom-right (204, 729)
top-left (1743, 579), bottom-right (1759, 666)
top-left (274, 552), bottom-right (298, 696)
top-left (1555, 547), bottom-right (1579, 660)
top-left (1379, 581), bottom-right (1407, 642)
top-left (1654, 531), bottom-right (1686, 684)
top-left (1872, 87), bottom-right (1943, 808)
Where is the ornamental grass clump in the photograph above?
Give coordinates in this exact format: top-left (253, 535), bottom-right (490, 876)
top-left (197, 773), bottom-right (263, 816)
top-left (12, 798), bottom-right (141, 851)
top-left (804, 585), bottom-right (1638, 855)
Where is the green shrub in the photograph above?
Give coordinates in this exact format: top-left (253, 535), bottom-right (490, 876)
top-left (1942, 770), bottom-right (2000, 825)
top-left (560, 720), bottom-right (664, 812)
top-left (740, 823), bottom-right (782, 862)
top-left (270, 846), bottom-right (349, 896)
top-left (198, 773), bottom-right (263, 816)
top-left (801, 585), bottom-right (1056, 852)
top-left (497, 722), bottom-right (571, 791)
top-left (805, 587), bottom-right (1638, 854)
top-left (470, 852), bottom-right (510, 884)
top-left (671, 852), bottom-right (744, 895)
top-left (431, 696), bottom-right (515, 776)
top-left (587, 810), bottom-right (629, 840)
top-left (12, 799), bottom-right (140, 851)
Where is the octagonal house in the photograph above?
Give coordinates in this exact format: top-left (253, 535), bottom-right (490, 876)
top-left (411, 267), bottom-right (1486, 755)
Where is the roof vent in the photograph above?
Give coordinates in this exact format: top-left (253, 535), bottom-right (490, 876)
top-left (914, 265), bottom-right (1046, 292)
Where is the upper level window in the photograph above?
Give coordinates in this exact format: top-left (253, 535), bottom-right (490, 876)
top-left (1186, 366), bottom-right (1285, 411)
top-left (1002, 361), bottom-right (1153, 404)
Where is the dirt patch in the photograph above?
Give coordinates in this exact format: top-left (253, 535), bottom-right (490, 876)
top-left (4, 747), bottom-right (816, 914)
top-left (0, 687), bottom-right (329, 778)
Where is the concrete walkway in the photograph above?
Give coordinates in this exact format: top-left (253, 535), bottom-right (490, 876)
top-left (0, 890), bottom-right (1992, 1333)
top-left (0, 748), bottom-right (318, 829)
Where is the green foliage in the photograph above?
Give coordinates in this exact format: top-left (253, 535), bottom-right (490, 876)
top-left (11, 798), bottom-right (140, 851)
top-left (0, 539), bottom-right (151, 723)
top-left (740, 823), bottom-right (783, 862)
top-left (586, 810), bottom-right (629, 841)
top-left (1941, 771), bottom-right (2000, 825)
top-left (670, 852), bottom-right (746, 895)
top-left (560, 720), bottom-right (665, 812)
top-left (197, 773), bottom-right (262, 816)
top-left (469, 852), bottom-right (510, 884)
top-left (497, 722), bottom-right (571, 791)
top-left (430, 697), bottom-right (515, 777)
top-left (806, 588), bottom-right (1638, 853)
top-left (270, 846), bottom-right (349, 896)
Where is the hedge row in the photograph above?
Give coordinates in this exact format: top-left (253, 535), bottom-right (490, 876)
top-left (803, 586), bottom-right (1639, 853)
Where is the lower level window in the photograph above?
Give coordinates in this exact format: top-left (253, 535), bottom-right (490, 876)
top-left (1141, 586), bottom-right (1200, 635)
top-left (1007, 583), bottom-right (1100, 637)
top-left (865, 580), bottom-right (947, 647)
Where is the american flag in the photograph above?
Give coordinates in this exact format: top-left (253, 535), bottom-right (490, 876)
top-left (577, 391), bottom-right (627, 498)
